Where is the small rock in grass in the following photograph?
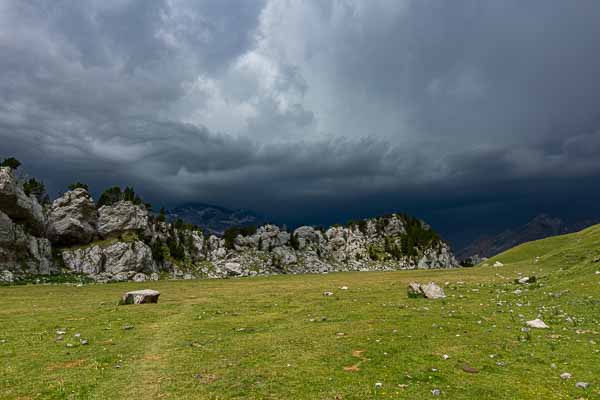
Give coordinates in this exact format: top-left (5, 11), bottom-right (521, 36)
top-left (375, 382), bottom-right (383, 389)
top-left (65, 343), bottom-right (73, 348)
top-left (526, 319), bottom-right (549, 329)
top-left (74, 333), bottom-right (81, 338)
top-left (80, 339), bottom-right (89, 345)
top-left (323, 291), bottom-right (334, 296)
top-left (56, 329), bottom-right (66, 335)
top-left (560, 372), bottom-right (572, 380)
top-left (493, 261), bottom-right (504, 267)
top-left (431, 388), bottom-right (441, 396)
top-left (122, 324), bottom-right (134, 330)
top-left (575, 382), bottom-right (589, 389)
top-left (551, 363), bottom-right (557, 369)
top-left (462, 364), bottom-right (479, 374)
top-left (516, 276), bottom-right (536, 284)
top-left (496, 361), bottom-right (506, 367)
top-left (340, 286), bottom-right (348, 290)
top-left (442, 354), bottom-right (449, 360)
top-left (336, 332), bottom-right (345, 337)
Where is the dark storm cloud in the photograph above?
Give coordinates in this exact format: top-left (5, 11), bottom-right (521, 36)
top-left (2, 0), bottom-right (600, 243)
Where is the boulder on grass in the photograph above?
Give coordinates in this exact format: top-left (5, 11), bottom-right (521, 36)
top-left (407, 282), bottom-right (446, 299)
top-left (120, 289), bottom-right (160, 305)
top-left (407, 282), bottom-right (424, 298)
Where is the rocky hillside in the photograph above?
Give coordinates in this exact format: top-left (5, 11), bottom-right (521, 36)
top-left (458, 214), bottom-right (600, 263)
top-left (0, 166), bottom-right (459, 283)
top-left (166, 203), bottom-right (265, 235)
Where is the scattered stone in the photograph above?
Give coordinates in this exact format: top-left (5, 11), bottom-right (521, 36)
top-left (516, 276), bottom-right (536, 284)
top-left (80, 339), bottom-right (89, 345)
top-left (551, 363), bottom-right (557, 369)
top-left (560, 372), bottom-right (572, 380)
top-left (526, 319), bottom-right (549, 329)
top-left (442, 354), bottom-right (449, 360)
top-left (74, 333), bottom-right (81, 338)
top-left (132, 273), bottom-right (147, 282)
top-left (375, 382), bottom-right (383, 389)
top-left (340, 286), bottom-right (348, 290)
top-left (431, 389), bottom-right (441, 396)
top-left (575, 382), bottom-right (589, 389)
top-left (462, 364), bottom-right (479, 374)
top-left (323, 291), bottom-right (334, 296)
top-left (122, 324), bottom-right (134, 330)
top-left (56, 329), bottom-right (66, 335)
top-left (120, 289), bottom-right (160, 305)
top-left (496, 361), bottom-right (506, 367)
top-left (336, 332), bottom-right (346, 337)
top-left (493, 261), bottom-right (504, 267)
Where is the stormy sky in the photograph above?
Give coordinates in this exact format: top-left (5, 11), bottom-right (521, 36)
top-left (2, 0), bottom-right (600, 246)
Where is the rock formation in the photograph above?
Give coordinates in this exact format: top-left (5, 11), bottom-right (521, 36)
top-left (47, 188), bottom-right (97, 245)
top-left (0, 169), bottom-right (460, 283)
top-left (0, 167), bottom-right (54, 281)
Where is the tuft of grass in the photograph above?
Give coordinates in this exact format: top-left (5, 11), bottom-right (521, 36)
top-left (1, 225), bottom-right (600, 398)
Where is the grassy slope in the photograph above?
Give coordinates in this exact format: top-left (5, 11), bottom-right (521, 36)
top-left (1, 226), bottom-right (599, 399)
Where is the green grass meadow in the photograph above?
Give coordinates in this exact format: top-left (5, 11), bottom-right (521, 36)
top-left (1, 226), bottom-right (600, 399)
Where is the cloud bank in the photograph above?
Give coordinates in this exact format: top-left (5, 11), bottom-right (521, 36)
top-left (2, 0), bottom-right (600, 243)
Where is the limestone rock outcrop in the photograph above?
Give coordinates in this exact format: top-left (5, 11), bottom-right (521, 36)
top-left (61, 240), bottom-right (155, 279)
top-left (1, 168), bottom-right (460, 282)
top-left (98, 201), bottom-right (148, 238)
top-left (0, 210), bottom-right (54, 276)
top-left (0, 167), bottom-right (46, 236)
top-left (47, 188), bottom-right (98, 245)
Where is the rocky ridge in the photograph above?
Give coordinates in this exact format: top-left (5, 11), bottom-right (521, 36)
top-left (0, 167), bottom-right (459, 283)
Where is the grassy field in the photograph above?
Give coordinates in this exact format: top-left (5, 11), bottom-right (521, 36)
top-left (1, 226), bottom-right (600, 399)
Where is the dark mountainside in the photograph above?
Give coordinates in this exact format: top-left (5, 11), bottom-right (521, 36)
top-left (166, 203), bottom-right (266, 235)
top-left (458, 214), bottom-right (600, 260)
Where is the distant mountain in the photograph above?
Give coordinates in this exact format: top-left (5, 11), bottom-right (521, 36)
top-left (166, 203), bottom-right (266, 235)
top-left (457, 214), bottom-right (600, 261)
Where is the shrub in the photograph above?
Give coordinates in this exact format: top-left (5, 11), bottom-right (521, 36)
top-left (223, 225), bottom-right (257, 249)
top-left (68, 182), bottom-right (89, 191)
top-left (1, 157), bottom-right (21, 170)
top-left (23, 178), bottom-right (49, 205)
top-left (97, 186), bottom-right (146, 208)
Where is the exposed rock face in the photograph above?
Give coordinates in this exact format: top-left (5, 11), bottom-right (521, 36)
top-left (0, 207), bottom-right (53, 277)
top-left (47, 189), bottom-right (98, 245)
top-left (98, 201), bottom-right (148, 238)
top-left (61, 240), bottom-right (155, 278)
top-left (0, 167), bottom-right (46, 236)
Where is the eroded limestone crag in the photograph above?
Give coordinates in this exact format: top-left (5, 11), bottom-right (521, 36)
top-left (0, 168), bottom-right (460, 283)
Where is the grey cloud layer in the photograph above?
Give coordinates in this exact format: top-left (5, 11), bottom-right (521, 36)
top-left (2, 0), bottom-right (600, 234)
